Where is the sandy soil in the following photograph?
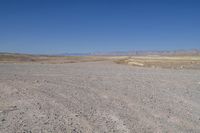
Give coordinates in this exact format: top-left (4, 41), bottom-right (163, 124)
top-left (114, 56), bottom-right (200, 69)
top-left (0, 61), bottom-right (200, 133)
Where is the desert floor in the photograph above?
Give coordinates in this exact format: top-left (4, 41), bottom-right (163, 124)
top-left (0, 61), bottom-right (200, 133)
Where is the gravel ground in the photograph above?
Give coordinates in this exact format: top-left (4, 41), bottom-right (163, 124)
top-left (0, 61), bottom-right (200, 133)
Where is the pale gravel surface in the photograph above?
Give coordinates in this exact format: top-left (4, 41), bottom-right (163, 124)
top-left (0, 61), bottom-right (200, 133)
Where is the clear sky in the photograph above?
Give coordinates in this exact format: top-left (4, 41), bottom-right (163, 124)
top-left (0, 0), bottom-right (200, 54)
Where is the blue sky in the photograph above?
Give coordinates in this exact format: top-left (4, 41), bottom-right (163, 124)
top-left (0, 0), bottom-right (200, 54)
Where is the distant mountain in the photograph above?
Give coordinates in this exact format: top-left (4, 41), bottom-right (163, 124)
top-left (89, 49), bottom-right (200, 56)
top-left (1, 49), bottom-right (200, 57)
top-left (59, 53), bottom-right (93, 56)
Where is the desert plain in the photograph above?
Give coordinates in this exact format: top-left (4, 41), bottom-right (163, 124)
top-left (0, 54), bottom-right (200, 132)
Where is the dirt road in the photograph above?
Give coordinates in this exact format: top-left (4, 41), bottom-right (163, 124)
top-left (0, 61), bottom-right (200, 132)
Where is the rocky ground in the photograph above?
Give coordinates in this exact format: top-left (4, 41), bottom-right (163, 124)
top-left (0, 61), bottom-right (200, 133)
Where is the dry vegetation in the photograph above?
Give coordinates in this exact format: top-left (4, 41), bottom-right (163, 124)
top-left (0, 53), bottom-right (106, 64)
top-left (1, 53), bottom-right (200, 69)
top-left (114, 56), bottom-right (200, 69)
